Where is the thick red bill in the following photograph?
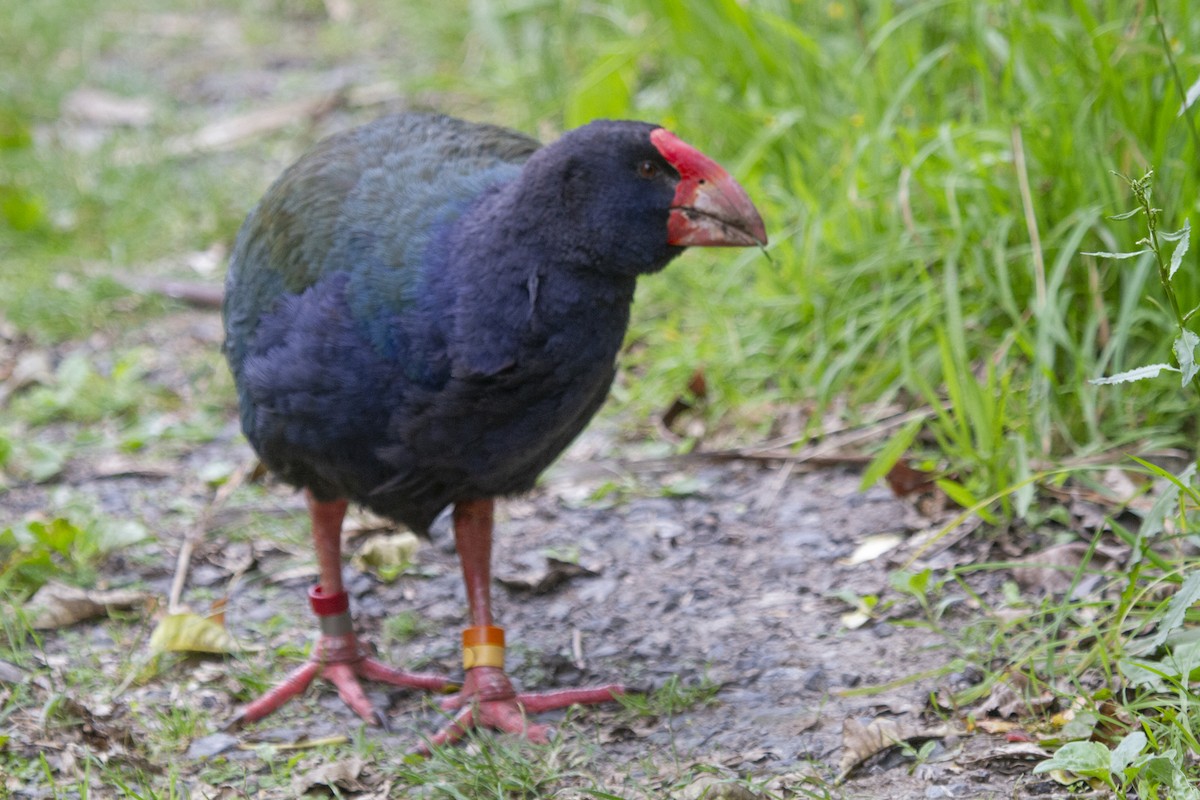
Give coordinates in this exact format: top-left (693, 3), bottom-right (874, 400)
top-left (650, 128), bottom-right (768, 248)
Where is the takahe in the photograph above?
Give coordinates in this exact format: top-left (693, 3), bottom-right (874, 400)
top-left (221, 112), bottom-right (766, 749)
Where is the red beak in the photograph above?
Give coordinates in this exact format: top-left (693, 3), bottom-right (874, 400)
top-left (650, 128), bottom-right (768, 248)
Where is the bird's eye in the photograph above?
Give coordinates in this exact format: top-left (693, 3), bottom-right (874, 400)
top-left (636, 160), bottom-right (660, 179)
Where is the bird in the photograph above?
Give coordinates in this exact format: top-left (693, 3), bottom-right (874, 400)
top-left (221, 111), bottom-right (766, 750)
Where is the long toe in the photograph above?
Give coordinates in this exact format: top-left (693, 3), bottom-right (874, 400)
top-left (478, 699), bottom-right (552, 742)
top-left (324, 661), bottom-right (381, 724)
top-left (516, 684), bottom-right (624, 713)
top-left (234, 660), bottom-right (323, 725)
top-left (419, 677), bottom-right (623, 755)
top-left (232, 635), bottom-right (456, 726)
top-left (359, 658), bottom-right (458, 693)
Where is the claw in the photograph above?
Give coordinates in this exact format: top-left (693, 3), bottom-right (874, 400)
top-left (234, 633), bottom-right (455, 726)
top-left (410, 666), bottom-right (623, 756)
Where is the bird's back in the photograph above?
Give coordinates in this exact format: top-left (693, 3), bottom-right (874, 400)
top-left (222, 114), bottom-right (544, 529)
top-left (224, 113), bottom-right (540, 373)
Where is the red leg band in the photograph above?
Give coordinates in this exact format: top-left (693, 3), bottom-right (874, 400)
top-left (309, 585), bottom-right (350, 616)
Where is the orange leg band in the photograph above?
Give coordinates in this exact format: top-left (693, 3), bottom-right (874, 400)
top-left (462, 625), bottom-right (505, 669)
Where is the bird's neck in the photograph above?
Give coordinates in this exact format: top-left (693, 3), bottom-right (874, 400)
top-left (442, 183), bottom-right (638, 373)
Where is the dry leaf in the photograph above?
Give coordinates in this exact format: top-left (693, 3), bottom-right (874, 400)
top-left (185, 732), bottom-right (239, 760)
top-left (291, 755), bottom-right (366, 795)
top-left (351, 532), bottom-right (419, 581)
top-left (838, 533), bottom-right (904, 566)
top-left (209, 541), bottom-right (255, 576)
top-left (148, 612), bottom-right (237, 655)
top-left (973, 718), bottom-right (1022, 735)
top-left (1098, 467), bottom-right (1139, 502)
top-left (88, 454), bottom-right (175, 481)
top-left (658, 368), bottom-right (708, 436)
top-left (840, 610), bottom-right (871, 630)
top-left (7, 350), bottom-right (52, 390)
top-left (496, 557), bottom-right (598, 594)
top-left (343, 508), bottom-right (397, 536)
top-left (885, 459), bottom-right (937, 497)
top-left (955, 739), bottom-right (1051, 772)
top-left (837, 717), bottom-right (958, 781)
top-left (977, 673), bottom-right (1054, 718)
top-left (62, 88), bottom-right (154, 127)
top-left (1011, 542), bottom-right (1124, 596)
top-left (27, 582), bottom-right (151, 630)
top-left (680, 773), bottom-right (761, 800)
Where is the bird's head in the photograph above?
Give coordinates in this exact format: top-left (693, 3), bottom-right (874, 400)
top-left (524, 120), bottom-right (768, 277)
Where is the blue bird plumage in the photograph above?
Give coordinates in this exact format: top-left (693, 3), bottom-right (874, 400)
top-left (223, 113), bottom-right (699, 532)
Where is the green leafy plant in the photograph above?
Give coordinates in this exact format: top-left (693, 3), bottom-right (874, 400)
top-left (10, 348), bottom-right (163, 426)
top-left (1086, 171), bottom-right (1200, 394)
top-left (1033, 732), bottom-right (1199, 800)
top-left (0, 516), bottom-right (146, 600)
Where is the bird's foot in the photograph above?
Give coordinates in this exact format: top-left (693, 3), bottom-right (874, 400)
top-left (411, 665), bottom-right (624, 755)
top-left (231, 600), bottom-right (456, 728)
top-left (233, 632), bottom-right (456, 726)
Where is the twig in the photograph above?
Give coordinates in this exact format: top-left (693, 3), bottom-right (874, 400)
top-left (163, 90), bottom-right (347, 158)
top-left (168, 460), bottom-right (253, 614)
top-left (571, 629), bottom-right (585, 670)
top-left (754, 460), bottom-right (794, 510)
top-left (122, 277), bottom-right (224, 309)
top-left (713, 406), bottom-right (936, 462)
top-left (548, 407), bottom-right (932, 485)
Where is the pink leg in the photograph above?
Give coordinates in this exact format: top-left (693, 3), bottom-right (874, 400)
top-left (233, 491), bottom-right (455, 727)
top-left (414, 499), bottom-right (623, 754)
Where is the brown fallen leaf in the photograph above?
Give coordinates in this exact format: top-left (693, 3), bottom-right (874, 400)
top-left (291, 755), bottom-right (367, 796)
top-left (658, 368), bottom-right (708, 439)
top-left (27, 582), bottom-right (152, 630)
top-left (885, 459), bottom-right (937, 497)
top-left (954, 738), bottom-right (1051, 773)
top-left (837, 716), bottom-right (959, 782)
top-left (207, 541), bottom-right (255, 576)
top-left (1011, 541), bottom-right (1125, 597)
top-left (680, 773), bottom-right (761, 800)
top-left (973, 718), bottom-right (1022, 735)
top-left (496, 556), bottom-right (599, 594)
top-left (977, 672), bottom-right (1055, 719)
top-left (86, 453), bottom-right (175, 481)
top-left (46, 695), bottom-right (136, 751)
